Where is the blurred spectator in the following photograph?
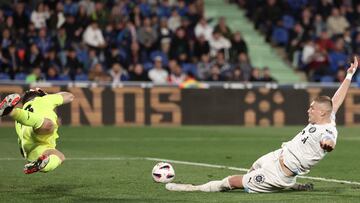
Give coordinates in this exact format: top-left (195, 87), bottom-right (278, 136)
top-left (211, 51), bottom-right (232, 79)
top-left (25, 43), bottom-right (43, 69)
top-left (79, 0), bottom-right (95, 16)
top-left (313, 14), bottom-right (326, 38)
top-left (90, 1), bottom-right (109, 29)
top-left (237, 53), bottom-right (252, 81)
top-left (35, 28), bottom-right (52, 56)
top-left (230, 67), bottom-right (245, 81)
top-left (65, 47), bottom-right (83, 79)
top-left (148, 56), bottom-right (168, 84)
top-left (197, 54), bottom-right (212, 80)
top-left (328, 38), bottom-right (347, 74)
top-left (158, 17), bottom-right (172, 43)
top-left (43, 48), bottom-right (62, 73)
top-left (86, 49), bottom-right (100, 71)
top-left (168, 9), bottom-right (181, 32)
top-left (261, 67), bottom-right (277, 82)
top-left (326, 7), bottom-right (349, 37)
top-left (193, 34), bottom-right (210, 61)
top-left (5, 15), bottom-right (16, 39)
top-left (249, 67), bottom-right (262, 82)
top-left (1, 29), bottom-right (13, 50)
top-left (0, 44), bottom-right (22, 78)
top-left (301, 39), bottom-right (316, 68)
top-left (334, 68), bottom-right (346, 82)
top-left (194, 17), bottom-right (213, 41)
top-left (316, 30), bottom-right (334, 52)
top-left (13, 2), bottom-right (29, 36)
top-left (230, 31), bottom-right (248, 62)
top-left (83, 21), bottom-right (106, 49)
top-left (254, 0), bottom-right (282, 42)
top-left (63, 14), bottom-right (80, 41)
top-left (26, 66), bottom-right (43, 83)
top-left (213, 16), bottom-right (233, 40)
top-left (168, 61), bottom-right (186, 85)
top-left (129, 63), bottom-right (149, 81)
top-left (207, 64), bottom-right (224, 81)
top-left (47, 2), bottom-right (66, 31)
top-left (109, 63), bottom-right (129, 84)
top-left (75, 4), bottom-right (90, 31)
top-left (64, 0), bottom-right (78, 16)
top-left (209, 30), bottom-right (231, 57)
top-left (46, 65), bottom-right (60, 81)
top-left (306, 44), bottom-right (329, 81)
top-left (31, 3), bottom-right (50, 29)
top-left (169, 27), bottom-right (190, 62)
top-left (88, 63), bottom-right (111, 82)
top-left (158, 0), bottom-right (172, 18)
top-left (137, 17), bottom-right (158, 59)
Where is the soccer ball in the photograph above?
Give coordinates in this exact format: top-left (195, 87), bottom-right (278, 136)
top-left (152, 162), bottom-right (175, 183)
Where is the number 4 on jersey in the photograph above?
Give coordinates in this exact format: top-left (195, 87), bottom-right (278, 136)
top-left (301, 136), bottom-right (309, 144)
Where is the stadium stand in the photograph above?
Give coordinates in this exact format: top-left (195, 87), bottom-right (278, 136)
top-left (0, 0), bottom-right (310, 85)
top-left (233, 0), bottom-right (360, 83)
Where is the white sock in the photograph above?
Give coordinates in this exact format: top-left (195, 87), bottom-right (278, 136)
top-left (197, 177), bottom-right (232, 192)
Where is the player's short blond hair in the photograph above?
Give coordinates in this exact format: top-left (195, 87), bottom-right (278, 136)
top-left (314, 96), bottom-right (333, 113)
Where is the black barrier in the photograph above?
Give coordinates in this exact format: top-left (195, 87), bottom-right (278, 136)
top-left (1, 85), bottom-right (360, 126)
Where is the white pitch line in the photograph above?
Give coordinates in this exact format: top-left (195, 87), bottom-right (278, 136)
top-left (1, 156), bottom-right (360, 186)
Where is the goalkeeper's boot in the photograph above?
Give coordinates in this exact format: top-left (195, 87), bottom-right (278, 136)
top-left (165, 183), bottom-right (199, 192)
top-left (24, 155), bottom-right (49, 174)
top-left (0, 93), bottom-right (21, 117)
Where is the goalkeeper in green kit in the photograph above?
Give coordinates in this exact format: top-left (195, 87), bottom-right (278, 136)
top-left (0, 88), bottom-right (74, 174)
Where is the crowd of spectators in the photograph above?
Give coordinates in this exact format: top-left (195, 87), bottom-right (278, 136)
top-left (0, 0), bottom-right (276, 85)
top-left (236, 0), bottom-right (360, 83)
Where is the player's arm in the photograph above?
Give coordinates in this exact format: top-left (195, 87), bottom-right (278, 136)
top-left (331, 56), bottom-right (358, 114)
top-left (320, 130), bottom-right (336, 152)
top-left (35, 89), bottom-right (74, 106)
top-left (56, 92), bottom-right (74, 105)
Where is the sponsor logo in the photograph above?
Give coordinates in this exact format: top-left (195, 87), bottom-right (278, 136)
top-left (309, 127), bottom-right (316, 133)
top-left (254, 174), bottom-right (265, 184)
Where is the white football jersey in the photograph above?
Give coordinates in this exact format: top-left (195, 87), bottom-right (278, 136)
top-left (281, 113), bottom-right (338, 175)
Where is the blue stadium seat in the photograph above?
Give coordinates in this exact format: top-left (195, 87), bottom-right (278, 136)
top-left (320, 75), bottom-right (334, 83)
top-left (272, 26), bottom-right (289, 46)
top-left (150, 50), bottom-right (168, 66)
top-left (59, 74), bottom-right (71, 81)
top-left (282, 15), bottom-right (295, 30)
top-left (14, 73), bottom-right (26, 80)
top-left (181, 63), bottom-right (198, 76)
top-left (143, 62), bottom-right (154, 71)
top-left (0, 73), bottom-right (10, 80)
top-left (75, 74), bottom-right (88, 81)
top-left (328, 51), bottom-right (347, 74)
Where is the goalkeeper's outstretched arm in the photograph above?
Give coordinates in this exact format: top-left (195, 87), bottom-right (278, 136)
top-left (332, 56), bottom-right (358, 114)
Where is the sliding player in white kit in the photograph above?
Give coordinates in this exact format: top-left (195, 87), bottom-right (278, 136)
top-left (166, 56), bottom-right (358, 193)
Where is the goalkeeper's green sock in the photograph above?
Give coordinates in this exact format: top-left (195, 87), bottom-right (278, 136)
top-left (41, 155), bottom-right (62, 173)
top-left (11, 108), bottom-right (44, 129)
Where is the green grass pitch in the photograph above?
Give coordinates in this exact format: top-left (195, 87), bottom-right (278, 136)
top-left (0, 126), bottom-right (359, 202)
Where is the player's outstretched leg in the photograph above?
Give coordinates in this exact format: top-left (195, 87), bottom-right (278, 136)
top-left (24, 149), bottom-right (65, 174)
top-left (0, 93), bottom-right (21, 117)
top-left (166, 176), bottom-right (234, 192)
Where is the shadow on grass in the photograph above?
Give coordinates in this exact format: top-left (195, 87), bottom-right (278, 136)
top-left (14, 184), bottom-right (185, 203)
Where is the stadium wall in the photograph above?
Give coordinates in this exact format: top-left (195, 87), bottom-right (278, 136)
top-left (1, 85), bottom-right (360, 126)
